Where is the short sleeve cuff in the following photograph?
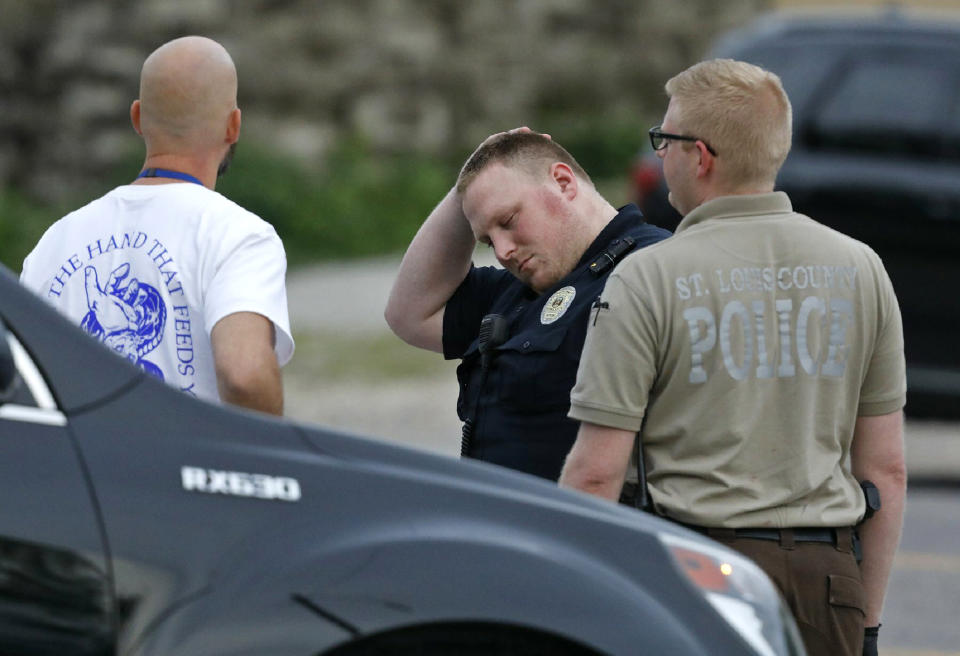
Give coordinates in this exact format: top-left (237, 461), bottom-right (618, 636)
top-left (273, 324), bottom-right (295, 366)
top-left (858, 396), bottom-right (906, 417)
top-left (568, 402), bottom-right (644, 432)
top-left (208, 303), bottom-right (295, 367)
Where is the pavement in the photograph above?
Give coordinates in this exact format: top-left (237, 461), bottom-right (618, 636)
top-left (284, 255), bottom-right (960, 484)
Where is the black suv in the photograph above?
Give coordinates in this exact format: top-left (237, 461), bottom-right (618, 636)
top-left (631, 9), bottom-right (960, 416)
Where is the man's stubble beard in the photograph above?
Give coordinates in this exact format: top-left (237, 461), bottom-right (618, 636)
top-left (217, 142), bottom-right (237, 178)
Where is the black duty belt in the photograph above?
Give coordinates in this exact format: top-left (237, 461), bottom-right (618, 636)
top-left (681, 524), bottom-right (861, 561)
top-left (711, 527), bottom-right (836, 542)
top-left (686, 525), bottom-right (854, 547)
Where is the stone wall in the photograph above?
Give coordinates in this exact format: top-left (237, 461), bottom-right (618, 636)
top-left (0, 0), bottom-right (768, 200)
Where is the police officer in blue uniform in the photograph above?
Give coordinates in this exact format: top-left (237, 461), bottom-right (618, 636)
top-left (386, 129), bottom-right (669, 481)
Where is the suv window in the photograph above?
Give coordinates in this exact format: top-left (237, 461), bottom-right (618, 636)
top-left (1, 331), bottom-right (36, 408)
top-left (731, 38), bottom-right (960, 160)
top-left (811, 52), bottom-right (960, 159)
top-left (0, 321), bottom-right (65, 425)
top-left (734, 44), bottom-right (839, 113)
top-left (820, 59), bottom-right (951, 128)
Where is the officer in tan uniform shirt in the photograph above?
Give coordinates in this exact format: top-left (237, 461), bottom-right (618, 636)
top-left (560, 59), bottom-right (906, 656)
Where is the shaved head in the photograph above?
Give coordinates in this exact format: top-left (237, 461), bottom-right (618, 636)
top-left (138, 36), bottom-right (238, 150)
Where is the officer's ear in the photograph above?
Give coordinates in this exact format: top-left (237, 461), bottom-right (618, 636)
top-left (694, 140), bottom-right (715, 179)
top-left (550, 162), bottom-right (578, 200)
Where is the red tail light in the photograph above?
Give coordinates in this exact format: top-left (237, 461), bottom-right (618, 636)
top-left (631, 158), bottom-right (663, 203)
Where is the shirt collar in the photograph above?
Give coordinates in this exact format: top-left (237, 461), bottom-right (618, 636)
top-left (575, 203), bottom-right (645, 269)
top-left (676, 192), bottom-right (793, 233)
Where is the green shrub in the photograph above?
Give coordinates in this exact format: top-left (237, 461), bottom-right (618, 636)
top-left (218, 138), bottom-right (454, 266)
top-left (1, 123), bottom-right (647, 273)
top-left (0, 190), bottom-right (64, 273)
top-left (540, 112), bottom-right (651, 181)
top-left (216, 128), bottom-right (648, 265)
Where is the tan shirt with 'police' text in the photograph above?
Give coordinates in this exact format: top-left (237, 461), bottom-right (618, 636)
top-left (569, 192), bottom-right (905, 528)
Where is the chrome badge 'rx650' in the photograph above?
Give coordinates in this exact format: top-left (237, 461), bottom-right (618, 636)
top-left (181, 466), bottom-right (301, 502)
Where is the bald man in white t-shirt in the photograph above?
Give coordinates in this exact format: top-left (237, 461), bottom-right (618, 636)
top-left (21, 37), bottom-right (293, 415)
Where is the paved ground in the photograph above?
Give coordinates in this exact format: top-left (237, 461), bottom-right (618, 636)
top-left (283, 255), bottom-right (461, 455)
top-left (283, 255), bottom-right (960, 479)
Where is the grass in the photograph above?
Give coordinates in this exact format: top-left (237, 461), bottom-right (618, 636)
top-left (285, 329), bottom-right (456, 382)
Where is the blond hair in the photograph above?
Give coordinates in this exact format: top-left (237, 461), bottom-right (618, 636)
top-left (456, 132), bottom-right (592, 194)
top-left (665, 59), bottom-right (792, 189)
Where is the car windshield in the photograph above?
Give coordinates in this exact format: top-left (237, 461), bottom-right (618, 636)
top-left (730, 39), bottom-right (960, 160)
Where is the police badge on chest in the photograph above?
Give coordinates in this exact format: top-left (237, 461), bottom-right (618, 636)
top-left (541, 286), bottom-right (576, 325)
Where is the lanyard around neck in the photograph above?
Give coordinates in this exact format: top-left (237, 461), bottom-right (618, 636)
top-left (137, 168), bottom-right (204, 186)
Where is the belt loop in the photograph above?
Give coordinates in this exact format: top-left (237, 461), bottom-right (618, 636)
top-left (779, 528), bottom-right (796, 550)
top-left (834, 527), bottom-right (852, 554)
top-left (706, 527), bottom-right (737, 541)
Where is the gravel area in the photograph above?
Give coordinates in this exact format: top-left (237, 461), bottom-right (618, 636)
top-left (283, 255), bottom-right (462, 456)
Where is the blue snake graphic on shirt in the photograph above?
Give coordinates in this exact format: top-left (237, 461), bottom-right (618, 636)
top-left (81, 262), bottom-right (166, 380)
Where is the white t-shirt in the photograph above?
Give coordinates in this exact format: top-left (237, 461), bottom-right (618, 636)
top-left (20, 182), bottom-right (294, 404)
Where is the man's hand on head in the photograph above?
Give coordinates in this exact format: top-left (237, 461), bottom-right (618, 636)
top-left (458, 127), bottom-right (552, 187)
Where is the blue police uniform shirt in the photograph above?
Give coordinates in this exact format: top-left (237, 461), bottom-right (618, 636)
top-left (442, 204), bottom-right (671, 481)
